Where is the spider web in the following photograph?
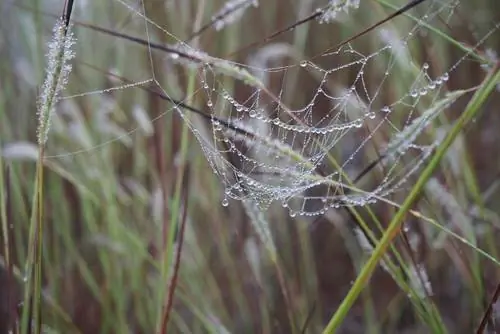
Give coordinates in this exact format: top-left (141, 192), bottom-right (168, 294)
top-left (48, 0), bottom-right (499, 217)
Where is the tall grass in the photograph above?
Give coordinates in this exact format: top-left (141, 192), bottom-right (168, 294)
top-left (1, 0), bottom-right (500, 333)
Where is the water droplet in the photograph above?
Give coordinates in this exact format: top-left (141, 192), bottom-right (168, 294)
top-left (410, 90), bottom-right (418, 98)
top-left (381, 106), bottom-right (391, 113)
top-left (354, 119), bottom-right (363, 128)
top-left (441, 72), bottom-right (449, 82)
top-left (213, 121), bottom-right (222, 131)
top-left (222, 198), bottom-right (229, 207)
top-left (207, 101), bottom-right (213, 107)
top-left (423, 63), bottom-right (429, 70)
top-left (300, 60), bottom-right (308, 68)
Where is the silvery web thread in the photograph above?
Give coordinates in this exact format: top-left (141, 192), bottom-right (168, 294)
top-left (192, 0), bottom-right (450, 212)
top-left (341, 8), bottom-right (500, 209)
top-left (97, 0), bottom-right (494, 216)
top-left (52, 0), bottom-right (496, 215)
top-left (44, 0), bottom-right (412, 163)
top-left (369, 2), bottom-right (500, 200)
top-left (295, 0), bottom-right (468, 212)
top-left (182, 0), bottom-right (465, 214)
top-left (290, 0), bottom-right (500, 215)
top-left (43, 0), bottom-right (438, 163)
top-left (64, 0), bottom-right (498, 217)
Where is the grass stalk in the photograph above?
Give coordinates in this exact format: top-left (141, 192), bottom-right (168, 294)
top-left (0, 151), bottom-right (14, 331)
top-left (20, 4), bottom-right (75, 331)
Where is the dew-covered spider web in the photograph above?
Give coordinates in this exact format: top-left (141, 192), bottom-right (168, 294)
top-left (48, 0), bottom-right (500, 217)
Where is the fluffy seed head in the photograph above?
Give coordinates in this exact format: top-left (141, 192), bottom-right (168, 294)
top-left (212, 0), bottom-right (259, 31)
top-left (37, 18), bottom-right (76, 146)
top-left (319, 0), bottom-right (360, 23)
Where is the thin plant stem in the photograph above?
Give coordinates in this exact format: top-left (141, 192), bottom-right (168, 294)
top-left (33, 148), bottom-right (45, 334)
top-left (158, 169), bottom-right (190, 333)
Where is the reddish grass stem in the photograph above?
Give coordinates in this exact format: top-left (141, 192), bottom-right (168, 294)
top-left (158, 168), bottom-right (190, 333)
top-left (475, 280), bottom-right (500, 333)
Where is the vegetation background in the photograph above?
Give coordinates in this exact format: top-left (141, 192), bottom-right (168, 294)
top-left (1, 0), bottom-right (500, 333)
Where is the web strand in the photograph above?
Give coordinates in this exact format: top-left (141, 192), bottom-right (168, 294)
top-left (44, 0), bottom-right (500, 216)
